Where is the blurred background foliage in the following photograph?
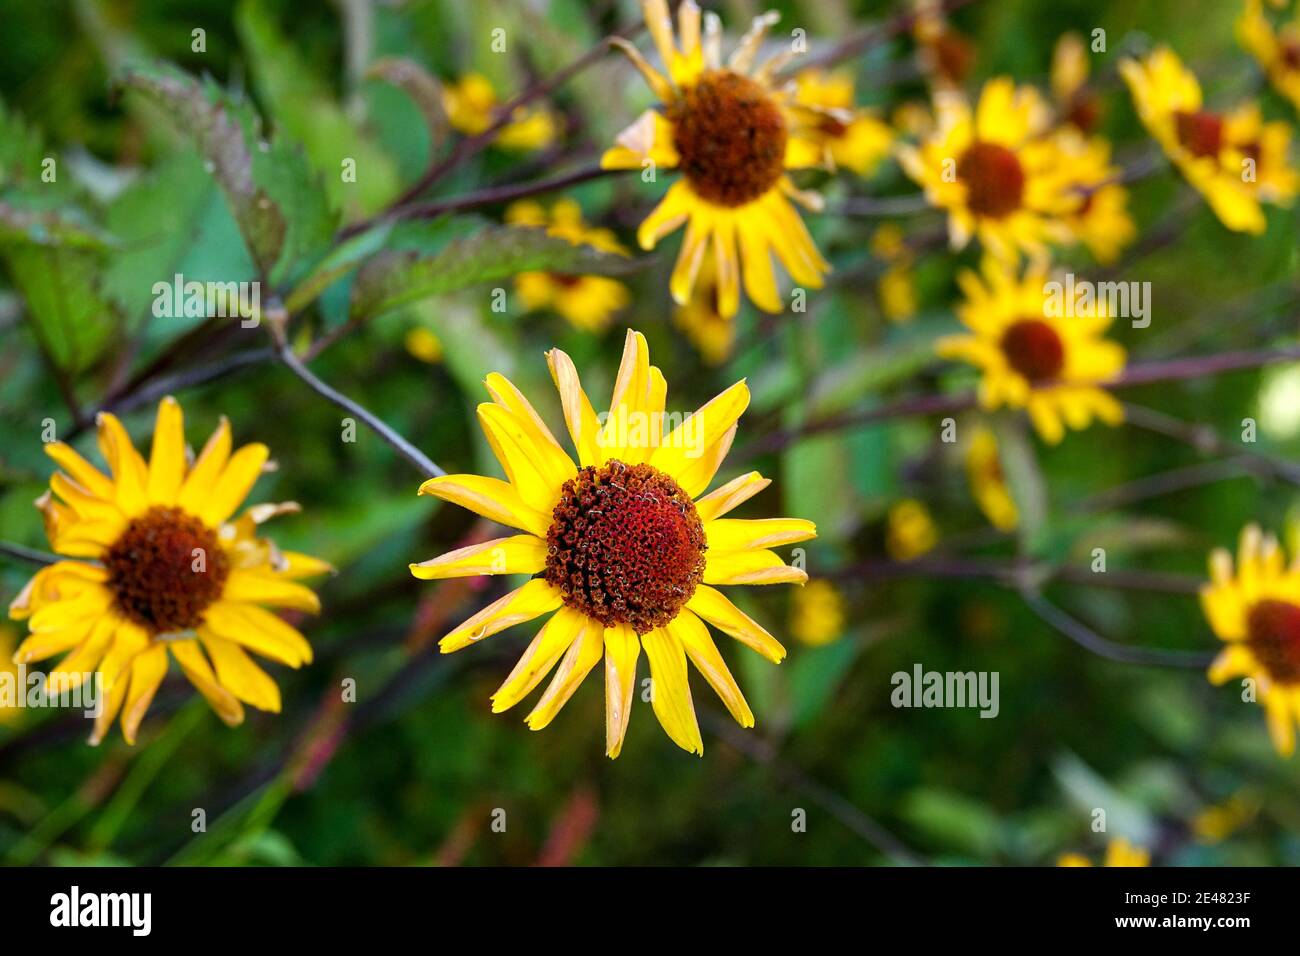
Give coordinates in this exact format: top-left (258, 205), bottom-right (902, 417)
top-left (0, 0), bottom-right (1298, 866)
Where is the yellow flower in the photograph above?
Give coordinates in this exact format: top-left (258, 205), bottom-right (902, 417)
top-left (410, 330), bottom-right (816, 757)
top-left (1051, 32), bottom-right (1102, 134)
top-left (886, 499), bottom-right (937, 562)
top-left (1121, 47), bottom-right (1296, 234)
top-left (441, 73), bottom-right (558, 151)
top-left (913, 0), bottom-right (976, 91)
top-left (602, 0), bottom-right (831, 318)
top-left (790, 580), bottom-right (845, 647)
top-left (1192, 793), bottom-right (1257, 844)
top-left (938, 257), bottom-right (1126, 445)
top-left (0, 626), bottom-right (20, 723)
top-left (1200, 524), bottom-right (1300, 756)
top-left (1238, 0), bottom-right (1300, 115)
top-left (965, 426), bottom-right (1018, 532)
top-left (673, 256), bottom-right (736, 365)
top-left (1058, 837), bottom-right (1150, 867)
top-left (505, 199), bottom-right (631, 332)
top-left (898, 78), bottom-right (1081, 261)
top-left (792, 69), bottom-right (894, 177)
top-left (8, 398), bottom-right (329, 745)
top-left (871, 225), bottom-right (918, 322)
top-left (1056, 131), bottom-right (1137, 265)
top-left (405, 327), bottom-right (443, 364)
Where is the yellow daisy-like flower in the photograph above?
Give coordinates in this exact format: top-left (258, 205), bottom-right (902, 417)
top-left (8, 398), bottom-right (328, 745)
top-left (1051, 32), bottom-right (1102, 134)
top-left (938, 257), bottom-right (1126, 445)
top-left (1192, 793), bottom-right (1257, 844)
top-left (898, 78), bottom-right (1081, 261)
top-left (441, 73), bottom-right (558, 151)
top-left (1121, 47), bottom-right (1296, 234)
top-left (886, 499), bottom-right (938, 562)
top-left (1238, 0), bottom-right (1300, 115)
top-left (1056, 131), bottom-right (1137, 265)
top-left (673, 256), bottom-right (736, 365)
top-left (505, 199), bottom-right (632, 332)
top-left (792, 69), bottom-right (894, 177)
top-left (601, 0), bottom-right (831, 318)
top-left (409, 330), bottom-right (816, 757)
top-left (965, 425), bottom-right (1019, 532)
top-left (1057, 837), bottom-right (1150, 867)
top-left (1200, 524), bottom-right (1300, 756)
top-left (790, 579), bottom-right (845, 647)
top-left (870, 224), bottom-right (917, 323)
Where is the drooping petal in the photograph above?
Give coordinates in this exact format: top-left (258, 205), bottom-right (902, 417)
top-left (641, 626), bottom-right (703, 754)
top-left (170, 638), bottom-right (245, 725)
top-left (439, 579), bottom-right (563, 653)
top-left (704, 548), bottom-right (808, 585)
top-left (603, 623), bottom-right (640, 758)
top-left (687, 584), bottom-right (786, 662)
top-left (491, 606), bottom-right (587, 713)
top-left (417, 474), bottom-right (551, 537)
top-left (525, 617), bottom-right (604, 730)
top-left (410, 534), bottom-right (547, 580)
top-left (668, 608), bottom-right (753, 728)
top-left (120, 643), bottom-right (169, 745)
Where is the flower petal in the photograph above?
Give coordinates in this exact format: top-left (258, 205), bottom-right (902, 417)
top-left (491, 606), bottom-right (586, 713)
top-left (694, 471), bottom-right (771, 522)
top-left (668, 608), bottom-right (753, 728)
top-left (418, 474), bottom-right (551, 537)
top-left (686, 585), bottom-right (786, 662)
top-left (171, 639), bottom-right (245, 725)
top-left (603, 623), bottom-right (640, 758)
top-left (198, 443), bottom-right (269, 527)
top-left (201, 634), bottom-right (281, 713)
top-left (439, 578), bottom-right (563, 653)
top-left (147, 396), bottom-right (186, 506)
top-left (705, 517), bottom-right (817, 551)
top-left (410, 534), bottom-right (547, 580)
top-left (704, 548), bottom-right (808, 586)
top-left (120, 644), bottom-right (169, 745)
top-left (525, 616), bottom-right (604, 730)
top-left (221, 568), bottom-right (322, 613)
top-left (641, 626), bottom-right (703, 754)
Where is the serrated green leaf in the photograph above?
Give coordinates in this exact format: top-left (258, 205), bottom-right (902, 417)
top-left (283, 221), bottom-right (392, 315)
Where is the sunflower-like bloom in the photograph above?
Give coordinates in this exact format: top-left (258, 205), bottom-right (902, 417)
top-left (1200, 524), bottom-right (1300, 756)
top-left (1057, 837), bottom-right (1150, 868)
top-left (1239, 0), bottom-right (1300, 115)
top-left (1121, 47), bottom-right (1297, 234)
top-left (441, 73), bottom-right (558, 151)
top-left (792, 69), bottom-right (894, 177)
top-left (410, 330), bottom-right (816, 757)
top-left (789, 580), bottom-right (845, 647)
top-left (937, 257), bottom-right (1126, 444)
top-left (898, 78), bottom-right (1082, 261)
top-left (8, 398), bottom-right (328, 745)
top-left (602, 0), bottom-right (831, 317)
top-left (965, 425), bottom-right (1019, 532)
top-left (505, 198), bottom-right (632, 332)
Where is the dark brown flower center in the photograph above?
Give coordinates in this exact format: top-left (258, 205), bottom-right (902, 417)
top-left (1175, 109), bottom-right (1224, 158)
top-left (1065, 93), bottom-right (1101, 134)
top-left (929, 30), bottom-right (975, 85)
top-left (668, 70), bottom-right (788, 207)
top-left (543, 460), bottom-right (706, 634)
top-left (957, 141), bottom-right (1025, 219)
top-left (1282, 40), bottom-right (1300, 71)
top-left (1246, 599), bottom-right (1300, 684)
top-left (1001, 318), bottom-right (1065, 382)
top-left (104, 506), bottom-right (229, 633)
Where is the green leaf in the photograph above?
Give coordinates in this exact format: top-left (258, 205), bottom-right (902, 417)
top-left (283, 221), bottom-right (392, 315)
top-left (3, 243), bottom-right (115, 373)
top-left (348, 223), bottom-right (640, 321)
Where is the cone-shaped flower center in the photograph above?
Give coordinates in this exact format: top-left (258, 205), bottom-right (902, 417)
top-left (957, 141), bottom-right (1025, 219)
top-left (669, 70), bottom-right (788, 207)
top-left (105, 506), bottom-right (228, 633)
top-left (544, 460), bottom-right (706, 634)
top-left (1246, 599), bottom-right (1300, 684)
top-left (1001, 318), bottom-right (1066, 382)
top-left (1174, 109), bottom-right (1224, 158)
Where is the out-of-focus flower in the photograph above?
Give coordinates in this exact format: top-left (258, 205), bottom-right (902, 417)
top-left (1121, 47), bottom-right (1296, 234)
top-left (1058, 837), bottom-right (1150, 867)
top-left (602, 0), bottom-right (830, 317)
top-left (790, 580), bottom-right (846, 646)
top-left (1200, 524), bottom-right (1300, 756)
top-left (898, 78), bottom-right (1081, 261)
top-left (410, 330), bottom-right (815, 757)
top-left (441, 72), bottom-right (558, 151)
top-left (673, 256), bottom-right (736, 365)
top-left (886, 499), bottom-right (938, 561)
top-left (913, 0), bottom-right (976, 91)
top-left (1056, 131), bottom-right (1137, 265)
top-left (1051, 32), bottom-right (1103, 134)
top-left (792, 69), bottom-right (894, 177)
top-left (0, 626), bottom-right (19, 723)
top-left (892, 100), bottom-right (935, 139)
top-left (965, 426), bottom-right (1019, 532)
top-left (505, 199), bottom-right (631, 332)
top-left (871, 225), bottom-right (917, 322)
top-left (8, 398), bottom-right (329, 745)
top-left (1192, 793), bottom-right (1258, 843)
top-left (1238, 0), bottom-right (1300, 115)
top-left (938, 257), bottom-right (1126, 445)
top-left (405, 327), bottom-right (443, 364)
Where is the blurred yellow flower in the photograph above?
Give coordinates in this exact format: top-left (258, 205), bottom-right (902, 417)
top-left (913, 0), bottom-right (976, 91)
top-left (1201, 524), bottom-right (1300, 756)
top-left (410, 330), bottom-right (816, 757)
top-left (887, 499), bottom-right (938, 561)
top-left (1051, 32), bottom-right (1102, 134)
top-left (602, 0), bottom-right (830, 317)
top-left (505, 199), bottom-right (631, 332)
top-left (965, 426), bottom-right (1019, 532)
top-left (1121, 47), bottom-right (1296, 234)
top-left (790, 580), bottom-right (846, 646)
top-left (871, 224), bottom-right (917, 322)
top-left (792, 69), bottom-right (894, 177)
top-left (938, 257), bottom-right (1126, 445)
top-left (405, 327), bottom-right (443, 364)
top-left (898, 78), bottom-right (1082, 261)
top-left (441, 73), bottom-right (558, 151)
top-left (1192, 793), bottom-right (1257, 844)
top-left (1058, 837), bottom-right (1150, 867)
top-left (1054, 132), bottom-right (1137, 265)
top-left (1238, 0), bottom-right (1300, 115)
top-left (0, 626), bottom-right (20, 723)
top-left (8, 398), bottom-right (329, 745)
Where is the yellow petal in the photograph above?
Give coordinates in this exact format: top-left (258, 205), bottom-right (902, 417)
top-left (439, 579), bottom-right (563, 653)
top-left (694, 471), bottom-right (771, 522)
top-left (704, 548), bottom-right (808, 585)
top-left (28, 584), bottom-right (112, 633)
top-left (547, 348), bottom-right (602, 467)
top-left (198, 443), bottom-right (269, 527)
top-left (668, 608), bottom-right (753, 727)
top-left (96, 412), bottom-right (149, 517)
top-left (705, 517), bottom-right (817, 551)
top-left (221, 568), bottom-right (321, 613)
top-left (687, 585), bottom-right (786, 662)
top-left (177, 417), bottom-right (232, 514)
top-left (641, 626), bottom-right (703, 754)
top-left (525, 617), bottom-right (604, 730)
top-left (120, 644), bottom-right (169, 745)
top-left (201, 634), bottom-right (281, 713)
top-left (603, 623), bottom-right (640, 758)
top-left (44, 442), bottom-right (115, 500)
top-left (418, 474), bottom-right (551, 537)
top-left (171, 638), bottom-right (245, 725)
top-left (202, 601), bottom-right (313, 667)
top-left (650, 379), bottom-right (750, 480)
top-left (410, 534), bottom-right (547, 580)
top-left (146, 396), bottom-right (186, 506)
top-left (491, 606), bottom-right (586, 712)
top-left (477, 403), bottom-right (571, 514)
